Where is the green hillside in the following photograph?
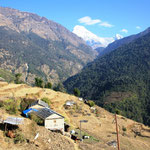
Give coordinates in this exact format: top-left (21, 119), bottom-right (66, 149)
top-left (64, 32), bottom-right (150, 126)
top-left (0, 68), bottom-right (15, 82)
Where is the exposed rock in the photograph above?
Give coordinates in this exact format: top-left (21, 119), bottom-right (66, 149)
top-left (0, 7), bottom-right (98, 84)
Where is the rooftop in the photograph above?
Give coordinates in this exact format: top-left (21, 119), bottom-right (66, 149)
top-left (29, 99), bottom-right (49, 108)
top-left (3, 117), bottom-right (24, 125)
top-left (33, 108), bottom-right (64, 120)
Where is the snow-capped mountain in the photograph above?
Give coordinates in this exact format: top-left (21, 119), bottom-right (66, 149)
top-left (114, 34), bottom-right (123, 40)
top-left (73, 25), bottom-right (123, 49)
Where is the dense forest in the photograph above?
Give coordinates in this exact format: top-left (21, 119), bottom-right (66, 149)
top-left (64, 32), bottom-right (150, 126)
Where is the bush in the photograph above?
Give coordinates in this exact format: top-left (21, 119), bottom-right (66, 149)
top-left (115, 109), bottom-right (121, 115)
top-left (3, 99), bottom-right (18, 114)
top-left (53, 83), bottom-right (66, 92)
top-left (45, 82), bottom-right (52, 89)
top-left (14, 73), bottom-right (24, 84)
top-left (29, 113), bottom-right (44, 125)
top-left (14, 133), bottom-right (25, 144)
top-left (122, 126), bottom-right (127, 132)
top-left (73, 88), bottom-right (80, 97)
top-left (35, 77), bottom-right (44, 88)
top-left (0, 101), bottom-right (3, 107)
top-left (88, 100), bottom-right (95, 107)
top-left (20, 98), bottom-right (35, 112)
top-left (41, 97), bottom-right (51, 106)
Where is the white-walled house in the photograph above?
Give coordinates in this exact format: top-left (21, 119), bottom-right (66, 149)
top-left (33, 108), bottom-right (64, 131)
top-left (26, 100), bottom-right (64, 131)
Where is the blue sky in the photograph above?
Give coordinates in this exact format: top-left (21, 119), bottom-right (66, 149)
top-left (0, 0), bottom-right (150, 38)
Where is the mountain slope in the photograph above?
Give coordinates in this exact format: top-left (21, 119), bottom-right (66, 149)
top-left (99, 27), bottom-right (150, 56)
top-left (0, 7), bottom-right (97, 84)
top-left (64, 31), bottom-right (150, 126)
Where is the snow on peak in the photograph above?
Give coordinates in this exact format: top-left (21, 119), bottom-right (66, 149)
top-left (115, 34), bottom-right (123, 40)
top-left (73, 25), bottom-right (115, 49)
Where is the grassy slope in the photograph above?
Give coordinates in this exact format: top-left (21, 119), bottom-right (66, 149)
top-left (0, 82), bottom-right (150, 150)
top-left (0, 68), bottom-right (15, 82)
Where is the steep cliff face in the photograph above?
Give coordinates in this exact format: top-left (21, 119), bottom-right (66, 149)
top-left (0, 7), bottom-right (97, 84)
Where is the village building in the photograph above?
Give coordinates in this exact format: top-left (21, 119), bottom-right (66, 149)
top-left (23, 100), bottom-right (64, 132)
top-left (29, 99), bottom-right (50, 109)
top-left (33, 108), bottom-right (64, 132)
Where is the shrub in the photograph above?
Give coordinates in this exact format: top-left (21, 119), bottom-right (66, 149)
top-left (45, 82), bottom-right (52, 89)
top-left (88, 100), bottom-right (95, 107)
top-left (53, 83), bottom-right (66, 92)
top-left (0, 101), bottom-right (4, 107)
top-left (73, 88), bottom-right (80, 97)
top-left (3, 99), bottom-right (18, 114)
top-left (14, 133), bottom-right (25, 144)
top-left (41, 97), bottom-right (51, 106)
top-left (35, 77), bottom-right (44, 88)
top-left (29, 113), bottom-right (44, 126)
top-left (115, 109), bottom-right (121, 115)
top-left (122, 126), bottom-right (127, 132)
top-left (20, 98), bottom-right (35, 112)
top-left (14, 73), bottom-right (22, 84)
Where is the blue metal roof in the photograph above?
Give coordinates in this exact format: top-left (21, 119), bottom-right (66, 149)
top-left (23, 108), bottom-right (38, 115)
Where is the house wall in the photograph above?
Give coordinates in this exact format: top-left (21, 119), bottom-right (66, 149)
top-left (45, 118), bottom-right (64, 131)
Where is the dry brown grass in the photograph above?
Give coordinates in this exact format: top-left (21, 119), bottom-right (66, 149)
top-left (0, 81), bottom-right (150, 150)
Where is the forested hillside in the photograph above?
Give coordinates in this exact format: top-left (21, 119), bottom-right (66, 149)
top-left (99, 27), bottom-right (150, 57)
top-left (64, 32), bottom-right (150, 126)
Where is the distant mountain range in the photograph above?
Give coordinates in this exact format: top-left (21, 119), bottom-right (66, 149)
top-left (64, 29), bottom-right (150, 126)
top-left (0, 7), bottom-right (98, 84)
top-left (99, 27), bottom-right (150, 57)
top-left (73, 25), bottom-right (123, 49)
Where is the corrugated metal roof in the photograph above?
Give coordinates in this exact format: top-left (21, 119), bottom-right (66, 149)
top-left (33, 108), bottom-right (64, 120)
top-left (4, 117), bottom-right (24, 125)
top-left (29, 99), bottom-right (49, 108)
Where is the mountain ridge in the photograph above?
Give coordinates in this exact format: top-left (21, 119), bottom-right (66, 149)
top-left (99, 27), bottom-right (150, 57)
top-left (0, 7), bottom-right (98, 84)
top-left (73, 25), bottom-right (123, 49)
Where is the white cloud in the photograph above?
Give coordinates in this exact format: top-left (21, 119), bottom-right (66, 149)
top-left (99, 22), bottom-right (113, 28)
top-left (121, 29), bottom-right (128, 33)
top-left (136, 26), bottom-right (141, 29)
top-left (78, 16), bottom-right (101, 25)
